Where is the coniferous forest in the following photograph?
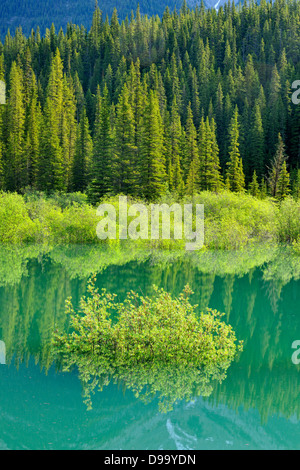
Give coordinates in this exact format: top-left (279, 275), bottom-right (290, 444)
top-left (0, 0), bottom-right (300, 204)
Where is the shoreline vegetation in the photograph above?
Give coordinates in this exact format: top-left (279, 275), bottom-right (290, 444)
top-left (1, 189), bottom-right (300, 251)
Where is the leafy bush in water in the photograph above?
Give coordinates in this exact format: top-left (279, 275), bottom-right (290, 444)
top-left (53, 277), bottom-right (243, 410)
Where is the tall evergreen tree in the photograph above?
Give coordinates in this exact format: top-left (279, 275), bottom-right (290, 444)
top-left (113, 84), bottom-right (137, 195)
top-left (276, 160), bottom-right (290, 200)
top-left (89, 85), bottom-right (114, 203)
top-left (140, 90), bottom-right (166, 200)
top-left (268, 133), bottom-right (288, 198)
top-left (226, 106), bottom-right (245, 192)
top-left (5, 61), bottom-right (26, 191)
top-left (73, 107), bottom-right (93, 192)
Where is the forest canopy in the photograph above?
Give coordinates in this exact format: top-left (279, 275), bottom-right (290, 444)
top-left (0, 0), bottom-right (299, 203)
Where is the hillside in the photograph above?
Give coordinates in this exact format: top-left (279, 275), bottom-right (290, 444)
top-left (0, 0), bottom-right (182, 38)
top-left (0, 0), bottom-right (299, 203)
top-left (0, 0), bottom-right (246, 39)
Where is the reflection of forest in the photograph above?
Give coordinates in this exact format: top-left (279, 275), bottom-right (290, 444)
top-left (0, 340), bottom-right (5, 364)
top-left (0, 244), bottom-right (300, 420)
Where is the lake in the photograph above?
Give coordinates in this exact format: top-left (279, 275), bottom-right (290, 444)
top-left (0, 244), bottom-right (300, 450)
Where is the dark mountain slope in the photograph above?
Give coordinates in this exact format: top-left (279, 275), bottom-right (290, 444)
top-left (0, 0), bottom-right (182, 38)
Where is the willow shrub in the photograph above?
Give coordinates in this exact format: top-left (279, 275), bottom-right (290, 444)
top-left (277, 197), bottom-right (300, 244)
top-left (52, 276), bottom-right (243, 410)
top-left (189, 191), bottom-right (278, 249)
top-left (0, 192), bottom-right (38, 243)
top-left (0, 190), bottom-right (293, 248)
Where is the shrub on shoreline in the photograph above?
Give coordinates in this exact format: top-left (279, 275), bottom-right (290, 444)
top-left (0, 190), bottom-right (299, 249)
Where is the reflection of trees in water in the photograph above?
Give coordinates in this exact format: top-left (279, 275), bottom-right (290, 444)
top-left (55, 356), bottom-right (231, 413)
top-left (222, 275), bottom-right (235, 318)
top-left (209, 361), bottom-right (300, 424)
top-left (0, 244), bottom-right (300, 419)
top-left (0, 340), bottom-right (5, 364)
top-left (0, 259), bottom-right (87, 368)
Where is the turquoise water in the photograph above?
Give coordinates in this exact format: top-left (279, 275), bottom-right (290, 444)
top-left (0, 244), bottom-right (300, 450)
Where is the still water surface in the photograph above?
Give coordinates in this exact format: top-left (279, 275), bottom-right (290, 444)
top-left (0, 244), bottom-right (299, 450)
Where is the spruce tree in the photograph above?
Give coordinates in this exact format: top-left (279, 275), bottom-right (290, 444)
top-left (293, 169), bottom-right (300, 200)
top-left (276, 161), bottom-right (290, 200)
top-left (226, 106), bottom-right (245, 192)
top-left (249, 100), bottom-right (265, 178)
top-left (89, 85), bottom-right (114, 204)
top-left (249, 171), bottom-right (260, 198)
top-left (268, 133), bottom-right (287, 198)
top-left (38, 49), bottom-right (66, 191)
top-left (183, 103), bottom-right (199, 182)
top-left (140, 90), bottom-right (166, 200)
top-left (6, 61), bottom-right (26, 191)
top-left (73, 107), bottom-right (93, 192)
top-left (113, 84), bottom-right (137, 195)
top-left (24, 87), bottom-right (42, 188)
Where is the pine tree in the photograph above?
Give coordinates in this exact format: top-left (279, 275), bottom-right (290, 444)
top-left (276, 161), bottom-right (290, 200)
top-left (73, 107), bottom-right (93, 192)
top-left (293, 169), bottom-right (300, 200)
top-left (24, 87), bottom-right (42, 188)
top-left (168, 97), bottom-right (183, 190)
top-left (89, 85), bottom-right (114, 204)
top-left (38, 50), bottom-right (66, 191)
top-left (61, 75), bottom-right (77, 191)
top-left (6, 61), bottom-right (26, 191)
top-left (113, 84), bottom-right (137, 195)
top-left (267, 64), bottom-right (284, 156)
top-left (260, 177), bottom-right (268, 199)
top-left (268, 133), bottom-right (287, 198)
top-left (140, 90), bottom-right (166, 200)
top-left (249, 171), bottom-right (260, 198)
top-left (249, 100), bottom-right (265, 178)
top-left (226, 106), bottom-right (245, 192)
top-left (208, 118), bottom-right (222, 191)
top-left (38, 98), bottom-right (64, 191)
top-left (186, 155), bottom-right (200, 197)
top-left (183, 103), bottom-right (199, 182)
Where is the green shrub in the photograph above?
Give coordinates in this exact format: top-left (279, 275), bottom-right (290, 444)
top-left (0, 192), bottom-right (38, 243)
top-left (55, 204), bottom-right (99, 243)
top-left (52, 277), bottom-right (243, 410)
top-left (189, 191), bottom-right (277, 249)
top-left (54, 277), bottom-right (242, 367)
top-left (277, 197), bottom-right (300, 243)
top-left (292, 239), bottom-right (300, 255)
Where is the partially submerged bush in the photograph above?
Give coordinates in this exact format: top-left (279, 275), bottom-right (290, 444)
top-left (53, 276), bottom-right (243, 410)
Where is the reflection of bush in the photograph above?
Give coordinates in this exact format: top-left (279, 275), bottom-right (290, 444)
top-left (53, 278), bottom-right (242, 411)
top-left (58, 359), bottom-right (232, 413)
